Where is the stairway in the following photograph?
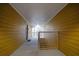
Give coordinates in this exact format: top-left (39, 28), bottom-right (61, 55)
top-left (39, 38), bottom-right (49, 50)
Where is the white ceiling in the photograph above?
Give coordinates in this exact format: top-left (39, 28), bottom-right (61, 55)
top-left (10, 3), bottom-right (67, 26)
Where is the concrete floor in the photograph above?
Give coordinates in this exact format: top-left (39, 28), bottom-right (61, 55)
top-left (11, 38), bottom-right (64, 56)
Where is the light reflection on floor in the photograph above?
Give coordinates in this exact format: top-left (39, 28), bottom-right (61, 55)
top-left (11, 38), bottom-right (64, 56)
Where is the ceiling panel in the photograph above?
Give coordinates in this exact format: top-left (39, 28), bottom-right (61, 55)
top-left (10, 3), bottom-right (67, 26)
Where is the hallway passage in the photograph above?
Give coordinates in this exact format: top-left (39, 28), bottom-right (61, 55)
top-left (0, 3), bottom-right (79, 56)
top-left (11, 38), bottom-right (64, 56)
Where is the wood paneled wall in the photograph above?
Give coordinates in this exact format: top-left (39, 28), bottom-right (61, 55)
top-left (0, 4), bottom-right (27, 55)
top-left (48, 4), bottom-right (79, 56)
top-left (39, 32), bottom-right (58, 49)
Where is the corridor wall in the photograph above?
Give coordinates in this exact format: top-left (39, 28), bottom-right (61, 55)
top-left (48, 3), bottom-right (79, 56)
top-left (0, 4), bottom-right (27, 55)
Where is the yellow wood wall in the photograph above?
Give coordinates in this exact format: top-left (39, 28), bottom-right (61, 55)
top-left (0, 4), bottom-right (27, 55)
top-left (39, 32), bottom-right (58, 49)
top-left (48, 3), bottom-right (79, 56)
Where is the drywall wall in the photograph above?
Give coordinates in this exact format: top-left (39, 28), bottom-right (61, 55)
top-left (0, 4), bottom-right (27, 55)
top-left (48, 3), bottom-right (79, 56)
